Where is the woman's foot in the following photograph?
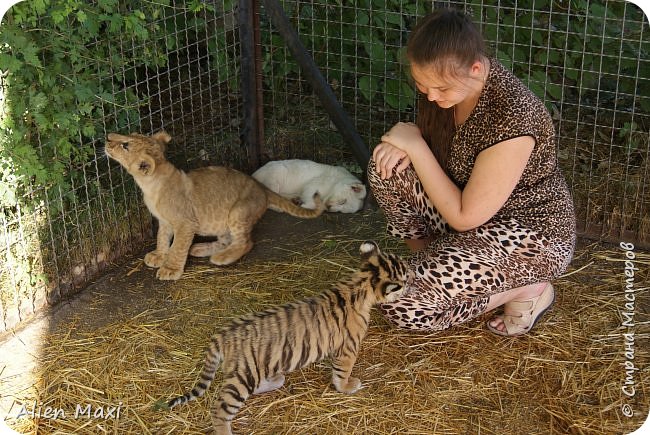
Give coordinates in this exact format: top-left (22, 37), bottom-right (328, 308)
top-left (487, 283), bottom-right (555, 336)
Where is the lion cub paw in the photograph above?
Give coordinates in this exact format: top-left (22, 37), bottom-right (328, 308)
top-left (334, 377), bottom-right (362, 394)
top-left (156, 266), bottom-right (183, 280)
top-left (144, 251), bottom-right (166, 268)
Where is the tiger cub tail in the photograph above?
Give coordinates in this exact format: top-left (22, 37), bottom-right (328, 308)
top-left (265, 189), bottom-right (325, 218)
top-left (167, 338), bottom-right (223, 409)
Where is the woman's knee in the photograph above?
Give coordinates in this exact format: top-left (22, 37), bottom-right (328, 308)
top-left (366, 158), bottom-right (382, 190)
top-left (367, 157), bottom-right (415, 201)
top-left (379, 291), bottom-right (490, 331)
top-left (378, 302), bottom-right (451, 331)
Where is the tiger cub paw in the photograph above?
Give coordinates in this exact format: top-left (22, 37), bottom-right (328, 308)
top-left (334, 377), bottom-right (362, 394)
top-left (156, 265), bottom-right (183, 280)
top-left (144, 251), bottom-right (165, 268)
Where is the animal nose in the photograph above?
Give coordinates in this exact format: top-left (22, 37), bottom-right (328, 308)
top-left (407, 270), bottom-right (416, 285)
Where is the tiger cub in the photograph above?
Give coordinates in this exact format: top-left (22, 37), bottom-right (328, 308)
top-left (165, 241), bottom-right (413, 435)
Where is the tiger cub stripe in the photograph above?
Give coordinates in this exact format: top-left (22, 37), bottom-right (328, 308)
top-left (166, 241), bottom-right (412, 435)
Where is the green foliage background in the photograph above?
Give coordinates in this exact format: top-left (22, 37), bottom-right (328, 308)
top-left (265, 0), bottom-right (647, 143)
top-left (0, 0), bottom-right (240, 328)
top-left (1, 0), bottom-right (647, 212)
top-left (0, 0), bottom-right (239, 210)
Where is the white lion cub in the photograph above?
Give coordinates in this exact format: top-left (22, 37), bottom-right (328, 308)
top-left (252, 159), bottom-right (367, 213)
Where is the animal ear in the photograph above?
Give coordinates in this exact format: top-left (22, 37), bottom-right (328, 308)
top-left (151, 131), bottom-right (172, 154)
top-left (152, 130), bottom-right (172, 144)
top-left (382, 283), bottom-right (405, 302)
top-left (384, 283), bottom-right (402, 295)
top-left (351, 183), bottom-right (366, 194)
top-left (136, 155), bottom-right (156, 176)
top-left (359, 241), bottom-right (379, 259)
top-left (107, 133), bottom-right (132, 143)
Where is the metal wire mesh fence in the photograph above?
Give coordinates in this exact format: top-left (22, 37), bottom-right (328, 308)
top-left (0, 1), bottom-right (243, 331)
top-left (0, 0), bottom-right (648, 332)
top-left (260, 0), bottom-right (649, 243)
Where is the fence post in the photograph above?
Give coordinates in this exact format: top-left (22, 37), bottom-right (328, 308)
top-left (260, 0), bottom-right (371, 169)
top-left (238, 0), bottom-right (263, 171)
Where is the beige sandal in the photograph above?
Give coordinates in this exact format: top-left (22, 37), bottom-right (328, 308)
top-left (487, 283), bottom-right (555, 336)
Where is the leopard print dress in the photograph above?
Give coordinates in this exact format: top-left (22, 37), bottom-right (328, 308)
top-left (368, 59), bottom-right (576, 331)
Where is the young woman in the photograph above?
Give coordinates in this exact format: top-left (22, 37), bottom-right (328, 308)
top-left (369, 9), bottom-right (576, 335)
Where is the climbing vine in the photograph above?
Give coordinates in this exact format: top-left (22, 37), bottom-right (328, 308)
top-left (0, 0), bottom-right (220, 210)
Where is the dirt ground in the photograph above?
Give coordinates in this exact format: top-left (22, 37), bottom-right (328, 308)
top-left (3, 206), bottom-right (384, 331)
top-left (1, 202), bottom-right (649, 434)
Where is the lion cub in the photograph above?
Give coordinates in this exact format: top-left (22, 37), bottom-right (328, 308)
top-left (105, 131), bottom-right (324, 280)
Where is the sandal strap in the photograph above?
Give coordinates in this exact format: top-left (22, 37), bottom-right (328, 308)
top-left (502, 311), bottom-right (532, 328)
top-left (504, 299), bottom-right (534, 313)
top-left (492, 284), bottom-right (555, 335)
top-left (502, 300), bottom-right (535, 326)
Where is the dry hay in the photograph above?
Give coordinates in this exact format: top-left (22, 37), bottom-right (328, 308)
top-left (2, 214), bottom-right (649, 435)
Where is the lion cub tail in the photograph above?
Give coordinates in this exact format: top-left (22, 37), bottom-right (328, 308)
top-left (266, 190), bottom-right (325, 218)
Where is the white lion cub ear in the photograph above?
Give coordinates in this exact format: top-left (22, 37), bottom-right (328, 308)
top-left (359, 241), bottom-right (379, 258)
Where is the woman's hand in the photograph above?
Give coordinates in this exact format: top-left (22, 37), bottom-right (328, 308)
top-left (373, 122), bottom-right (429, 180)
top-left (380, 122), bottom-right (428, 155)
top-left (372, 142), bottom-right (411, 180)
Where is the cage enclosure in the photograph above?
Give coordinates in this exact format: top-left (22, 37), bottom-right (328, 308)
top-left (1, 0), bottom-right (648, 332)
top-left (0, 0), bottom-right (648, 426)
top-left (0, 1), bottom-right (649, 434)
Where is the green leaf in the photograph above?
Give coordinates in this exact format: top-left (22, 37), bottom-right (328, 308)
top-left (0, 53), bottom-right (24, 71)
top-left (364, 41), bottom-right (386, 62)
top-left (358, 75), bottom-right (378, 101)
top-left (496, 50), bottom-right (513, 69)
top-left (546, 83), bottom-right (563, 101)
top-left (565, 68), bottom-right (579, 81)
top-left (384, 12), bottom-right (403, 27)
top-left (589, 3), bottom-right (607, 18)
top-left (20, 43), bottom-right (41, 68)
top-left (106, 13), bottom-right (122, 33)
top-left (188, 0), bottom-right (204, 12)
top-left (529, 82), bottom-right (544, 100)
top-left (383, 78), bottom-right (413, 110)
